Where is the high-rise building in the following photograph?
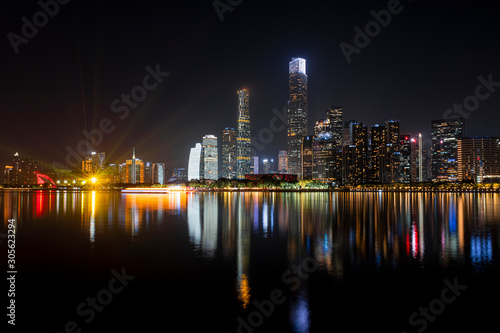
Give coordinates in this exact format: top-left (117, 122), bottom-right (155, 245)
top-left (236, 89), bottom-right (251, 178)
top-left (458, 137), bottom-right (500, 183)
top-left (188, 143), bottom-right (203, 180)
top-left (287, 58), bottom-right (308, 177)
top-left (82, 156), bottom-right (93, 172)
top-left (262, 159), bottom-right (272, 174)
top-left (369, 124), bottom-right (387, 183)
top-left (252, 156), bottom-right (259, 174)
top-left (431, 117), bottom-right (464, 181)
top-left (327, 106), bottom-right (343, 150)
top-left (12, 152), bottom-right (21, 185)
top-left (385, 120), bottom-right (400, 183)
top-left (144, 161), bottom-right (153, 184)
top-left (313, 132), bottom-right (336, 181)
top-left (125, 148), bottom-right (144, 184)
top-left (343, 122), bottom-right (368, 184)
top-left (301, 135), bottom-right (313, 179)
top-left (152, 163), bottom-right (166, 184)
top-left (399, 134), bottom-right (412, 183)
top-left (222, 127), bottom-right (237, 179)
top-left (278, 150), bottom-right (288, 173)
top-left (314, 118), bottom-right (330, 136)
top-left (203, 135), bottom-right (218, 180)
top-left (4, 166), bottom-right (13, 185)
top-left (92, 152), bottom-right (106, 170)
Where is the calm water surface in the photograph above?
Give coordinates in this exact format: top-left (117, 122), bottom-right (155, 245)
top-left (2, 191), bottom-right (499, 332)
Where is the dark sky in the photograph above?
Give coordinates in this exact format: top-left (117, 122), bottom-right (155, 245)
top-left (1, 0), bottom-right (499, 173)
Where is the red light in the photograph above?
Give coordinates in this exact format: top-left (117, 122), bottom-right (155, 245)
top-left (405, 136), bottom-right (408, 140)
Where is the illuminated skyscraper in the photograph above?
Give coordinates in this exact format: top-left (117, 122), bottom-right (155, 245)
top-left (287, 58), bottom-right (308, 178)
top-left (125, 148), bottom-right (144, 184)
top-left (278, 150), bottom-right (288, 173)
top-left (203, 135), bottom-right (218, 180)
top-left (457, 137), bottom-right (500, 183)
top-left (222, 127), bottom-right (237, 179)
top-left (188, 143), bottom-right (202, 180)
top-left (301, 135), bottom-right (313, 179)
top-left (431, 117), bottom-right (464, 181)
top-left (152, 163), bottom-right (165, 184)
top-left (327, 106), bottom-right (343, 150)
top-left (236, 89), bottom-right (251, 178)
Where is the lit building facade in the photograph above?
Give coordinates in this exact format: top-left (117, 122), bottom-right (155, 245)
top-left (431, 117), bottom-right (464, 181)
top-left (152, 163), bottom-right (166, 184)
top-left (287, 58), bottom-right (308, 178)
top-left (203, 135), bottom-right (218, 180)
top-left (301, 135), bottom-right (313, 179)
top-left (222, 127), bottom-right (237, 179)
top-left (125, 148), bottom-right (144, 184)
top-left (188, 143), bottom-right (203, 180)
top-left (458, 137), bottom-right (500, 183)
top-left (278, 150), bottom-right (288, 173)
top-left (236, 89), bottom-right (251, 178)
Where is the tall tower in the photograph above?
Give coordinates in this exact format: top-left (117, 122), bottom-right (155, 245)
top-left (236, 89), bottom-right (251, 179)
top-left (188, 143), bottom-right (203, 180)
top-left (203, 135), bottom-right (218, 180)
top-left (327, 106), bottom-right (343, 150)
top-left (222, 127), bottom-right (237, 179)
top-left (287, 58), bottom-right (308, 177)
top-left (431, 117), bottom-right (464, 181)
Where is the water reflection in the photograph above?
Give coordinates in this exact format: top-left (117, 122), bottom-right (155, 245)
top-left (1, 191), bottom-right (499, 332)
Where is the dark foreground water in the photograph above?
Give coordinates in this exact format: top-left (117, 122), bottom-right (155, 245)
top-left (2, 190), bottom-right (499, 332)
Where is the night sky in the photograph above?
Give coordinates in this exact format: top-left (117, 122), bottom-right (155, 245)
top-left (1, 0), bottom-right (499, 173)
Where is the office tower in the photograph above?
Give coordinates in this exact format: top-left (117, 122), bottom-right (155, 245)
top-left (236, 89), bottom-right (251, 178)
top-left (278, 150), bottom-right (288, 173)
top-left (418, 133), bottom-right (423, 182)
top-left (152, 163), bottom-right (166, 184)
top-left (125, 148), bottom-right (144, 184)
top-left (369, 124), bottom-right (387, 182)
top-left (399, 134), bottom-right (412, 183)
top-left (21, 157), bottom-right (37, 185)
top-left (12, 152), bottom-right (20, 185)
top-left (385, 120), bottom-right (400, 183)
top-left (287, 58), bottom-right (308, 177)
top-left (188, 143), bottom-right (203, 180)
top-left (343, 120), bottom-right (357, 145)
top-left (327, 106), bottom-right (343, 149)
top-left (343, 122), bottom-right (368, 184)
top-left (252, 156), bottom-right (259, 174)
top-left (171, 168), bottom-right (187, 182)
top-left (82, 156), bottom-right (93, 172)
top-left (431, 117), bottom-right (465, 181)
top-left (301, 135), bottom-right (313, 179)
top-left (313, 132), bottom-right (336, 181)
top-left (203, 134), bottom-right (218, 180)
top-left (222, 127), bottom-right (237, 179)
top-left (91, 152), bottom-right (106, 171)
top-left (108, 164), bottom-right (120, 184)
top-left (144, 161), bottom-right (153, 184)
top-left (458, 137), bottom-right (500, 183)
top-left (262, 159), bottom-right (271, 174)
top-left (314, 118), bottom-right (330, 136)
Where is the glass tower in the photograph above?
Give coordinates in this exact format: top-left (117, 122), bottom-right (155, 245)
top-left (188, 143), bottom-right (202, 180)
top-left (287, 58), bottom-right (308, 178)
top-left (222, 127), bottom-right (237, 179)
top-left (431, 117), bottom-right (464, 181)
top-left (236, 89), bottom-right (251, 179)
top-left (203, 135), bottom-right (218, 180)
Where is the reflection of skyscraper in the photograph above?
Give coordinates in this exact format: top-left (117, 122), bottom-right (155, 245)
top-left (203, 135), bottom-right (218, 180)
top-left (188, 143), bottom-right (203, 180)
top-left (287, 58), bottom-right (308, 178)
top-left (222, 127), bottom-right (237, 179)
top-left (236, 89), bottom-right (251, 179)
top-left (431, 117), bottom-right (464, 181)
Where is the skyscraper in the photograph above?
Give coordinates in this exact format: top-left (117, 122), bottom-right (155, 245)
top-left (236, 89), bottom-right (251, 179)
top-left (301, 135), bottom-right (313, 179)
top-left (385, 119), bottom-right (400, 183)
top-left (369, 124), bottom-right (387, 183)
top-left (431, 117), bottom-right (464, 181)
top-left (152, 163), bottom-right (165, 185)
top-left (188, 143), bottom-right (203, 180)
top-left (287, 58), bottom-right (308, 178)
top-left (457, 137), bottom-right (500, 183)
top-left (126, 148), bottom-right (144, 184)
top-left (327, 106), bottom-right (343, 150)
top-left (222, 127), bottom-right (237, 179)
top-left (278, 150), bottom-right (288, 173)
top-left (203, 135), bottom-right (218, 180)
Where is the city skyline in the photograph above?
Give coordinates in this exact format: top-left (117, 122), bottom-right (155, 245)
top-left (2, 1), bottom-right (499, 173)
